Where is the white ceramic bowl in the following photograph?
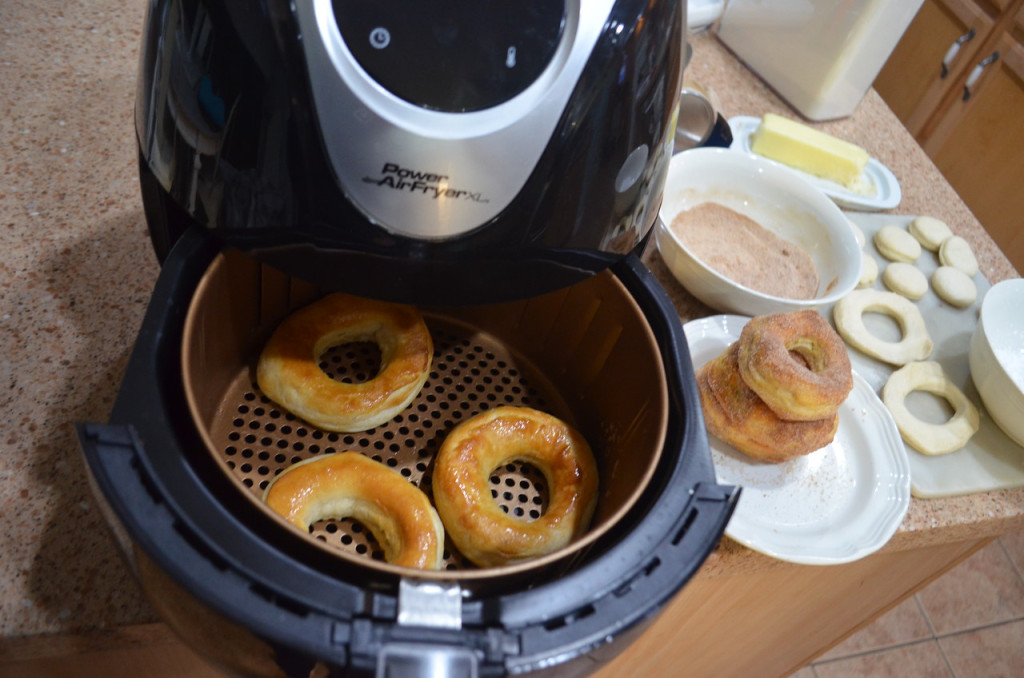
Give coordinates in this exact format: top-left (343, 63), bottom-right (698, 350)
top-left (656, 147), bottom-right (862, 316)
top-left (969, 278), bottom-right (1024, 448)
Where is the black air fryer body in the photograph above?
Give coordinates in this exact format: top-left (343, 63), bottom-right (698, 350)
top-left (77, 1), bottom-right (740, 676)
top-left (136, 0), bottom-right (684, 304)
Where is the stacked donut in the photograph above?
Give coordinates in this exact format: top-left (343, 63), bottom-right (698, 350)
top-left (697, 310), bottom-right (853, 463)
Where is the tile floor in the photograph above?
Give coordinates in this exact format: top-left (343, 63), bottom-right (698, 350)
top-left (791, 530), bottom-right (1024, 678)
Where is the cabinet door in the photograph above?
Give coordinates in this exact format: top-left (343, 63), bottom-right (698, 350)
top-left (924, 30), bottom-right (1024, 271)
top-left (875, 0), bottom-right (994, 135)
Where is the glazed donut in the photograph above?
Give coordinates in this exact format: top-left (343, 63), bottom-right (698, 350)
top-left (263, 452), bottom-right (445, 570)
top-left (881, 361), bottom-right (979, 456)
top-left (736, 311), bottom-right (853, 421)
top-left (698, 344), bottom-right (839, 463)
top-left (257, 293), bottom-right (432, 432)
top-left (832, 289), bottom-right (933, 366)
top-left (432, 406), bottom-right (598, 568)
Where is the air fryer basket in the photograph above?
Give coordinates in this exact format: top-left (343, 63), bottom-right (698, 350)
top-left (182, 247), bottom-right (670, 583)
top-left (78, 227), bottom-right (738, 677)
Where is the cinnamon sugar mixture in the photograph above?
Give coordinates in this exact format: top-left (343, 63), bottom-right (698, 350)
top-left (670, 202), bottom-right (820, 299)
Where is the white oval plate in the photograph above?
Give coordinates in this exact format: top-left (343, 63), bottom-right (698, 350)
top-left (684, 314), bottom-right (911, 565)
top-left (728, 115), bottom-right (901, 212)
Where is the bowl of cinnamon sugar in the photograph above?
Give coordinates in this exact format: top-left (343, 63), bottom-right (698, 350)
top-left (656, 147), bottom-right (862, 316)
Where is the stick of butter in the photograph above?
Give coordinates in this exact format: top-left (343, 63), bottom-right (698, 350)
top-left (750, 113), bottom-right (870, 190)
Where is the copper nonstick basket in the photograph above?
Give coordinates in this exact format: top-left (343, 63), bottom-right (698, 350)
top-left (181, 248), bottom-right (669, 582)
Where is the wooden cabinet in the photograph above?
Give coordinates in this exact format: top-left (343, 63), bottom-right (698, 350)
top-left (875, 0), bottom-right (1024, 272)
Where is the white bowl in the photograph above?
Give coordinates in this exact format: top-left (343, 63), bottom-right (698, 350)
top-left (969, 278), bottom-right (1024, 448)
top-left (656, 147), bottom-right (862, 316)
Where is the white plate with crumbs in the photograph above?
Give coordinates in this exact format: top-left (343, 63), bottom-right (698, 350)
top-left (684, 314), bottom-right (911, 565)
top-left (728, 116), bottom-right (901, 212)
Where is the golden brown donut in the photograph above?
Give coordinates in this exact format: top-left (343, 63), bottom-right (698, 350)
top-left (263, 452), bottom-right (444, 570)
top-left (257, 293), bottom-right (432, 432)
top-left (432, 406), bottom-right (598, 568)
top-left (698, 344), bottom-right (840, 463)
top-left (737, 310), bottom-right (853, 421)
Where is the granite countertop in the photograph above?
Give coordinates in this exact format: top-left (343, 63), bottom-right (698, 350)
top-left (1, 3), bottom-right (1021, 643)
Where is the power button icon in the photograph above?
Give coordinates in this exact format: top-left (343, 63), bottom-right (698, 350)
top-left (369, 27), bottom-right (391, 50)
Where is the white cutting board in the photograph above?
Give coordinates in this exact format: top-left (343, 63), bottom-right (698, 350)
top-left (832, 213), bottom-right (1024, 498)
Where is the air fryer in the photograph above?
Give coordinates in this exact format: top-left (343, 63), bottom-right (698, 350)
top-left (136, 0), bottom-right (686, 304)
top-left (77, 0), bottom-right (740, 676)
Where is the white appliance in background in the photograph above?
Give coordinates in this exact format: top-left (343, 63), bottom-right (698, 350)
top-left (716, 0), bottom-right (925, 120)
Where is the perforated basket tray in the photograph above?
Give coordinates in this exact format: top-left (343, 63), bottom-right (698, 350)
top-left (182, 248), bottom-right (669, 582)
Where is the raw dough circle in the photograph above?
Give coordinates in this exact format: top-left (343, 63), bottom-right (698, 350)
top-left (874, 225), bottom-right (921, 263)
top-left (931, 266), bottom-right (977, 308)
top-left (881, 361), bottom-right (980, 455)
top-left (908, 216), bottom-right (953, 251)
top-left (832, 289), bottom-right (933, 365)
top-left (858, 255), bottom-right (879, 289)
top-left (939, 235), bottom-right (979, 277)
top-left (882, 262), bottom-right (928, 300)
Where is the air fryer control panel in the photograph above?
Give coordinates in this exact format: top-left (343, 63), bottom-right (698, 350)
top-left (296, 0), bottom-right (615, 240)
top-left (334, 0), bottom-right (566, 112)
top-left (135, 0), bottom-right (686, 303)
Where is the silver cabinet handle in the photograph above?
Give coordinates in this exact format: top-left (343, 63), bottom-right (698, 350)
top-left (942, 29), bottom-right (976, 78)
top-left (963, 51), bottom-right (1000, 100)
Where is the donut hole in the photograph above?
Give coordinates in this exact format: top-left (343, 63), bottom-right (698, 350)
top-left (861, 311), bottom-right (904, 343)
top-left (488, 461), bottom-right (549, 521)
top-left (310, 517), bottom-right (387, 561)
top-left (787, 349), bottom-right (812, 370)
top-left (318, 341), bottom-right (382, 384)
top-left (904, 389), bottom-right (957, 426)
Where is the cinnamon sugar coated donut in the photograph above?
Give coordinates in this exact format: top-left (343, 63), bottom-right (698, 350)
top-left (737, 310), bottom-right (853, 421)
top-left (432, 407), bottom-right (598, 568)
top-left (264, 452), bottom-right (445, 569)
top-left (698, 345), bottom-right (839, 463)
top-left (257, 293), bottom-right (432, 432)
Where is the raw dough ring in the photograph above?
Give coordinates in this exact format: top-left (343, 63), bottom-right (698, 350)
top-left (737, 310), bottom-right (853, 421)
top-left (833, 289), bottom-right (933, 365)
top-left (263, 452), bottom-right (445, 569)
top-left (432, 406), bottom-right (599, 568)
top-left (257, 293), bottom-right (433, 432)
top-left (881, 361), bottom-right (980, 456)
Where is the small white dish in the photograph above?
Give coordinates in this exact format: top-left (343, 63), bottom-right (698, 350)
top-left (728, 115), bottom-right (902, 211)
top-left (684, 314), bottom-right (911, 565)
top-left (969, 278), bottom-right (1024, 447)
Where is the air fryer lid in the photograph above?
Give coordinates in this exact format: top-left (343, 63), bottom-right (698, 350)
top-left (181, 246), bottom-right (670, 583)
top-left (134, 0), bottom-right (686, 305)
top-left (78, 227), bottom-right (737, 676)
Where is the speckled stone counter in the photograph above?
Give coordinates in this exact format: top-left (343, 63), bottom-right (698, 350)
top-left (0, 2), bottom-right (1021, 656)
